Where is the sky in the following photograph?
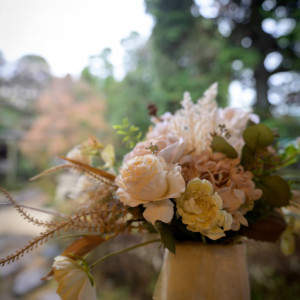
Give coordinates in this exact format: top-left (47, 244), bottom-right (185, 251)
top-left (0, 0), bottom-right (154, 78)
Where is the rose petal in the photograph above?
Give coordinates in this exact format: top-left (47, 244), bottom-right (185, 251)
top-left (143, 199), bottom-right (174, 224)
top-left (163, 165), bottom-right (186, 199)
top-left (116, 189), bottom-right (145, 207)
top-left (158, 137), bottom-right (185, 164)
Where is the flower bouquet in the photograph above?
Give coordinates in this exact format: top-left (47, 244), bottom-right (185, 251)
top-left (1, 83), bottom-right (299, 300)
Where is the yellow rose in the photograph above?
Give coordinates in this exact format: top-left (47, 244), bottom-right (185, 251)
top-left (116, 154), bottom-right (185, 224)
top-left (53, 256), bottom-right (96, 300)
top-left (176, 178), bottom-right (232, 240)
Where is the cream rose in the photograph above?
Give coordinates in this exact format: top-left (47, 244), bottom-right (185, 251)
top-left (116, 154), bottom-right (185, 224)
top-left (176, 178), bottom-right (232, 240)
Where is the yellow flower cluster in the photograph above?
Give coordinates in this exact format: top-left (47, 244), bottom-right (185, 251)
top-left (176, 178), bottom-right (232, 240)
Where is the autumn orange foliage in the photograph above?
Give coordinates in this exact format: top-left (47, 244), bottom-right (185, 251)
top-left (20, 76), bottom-right (111, 165)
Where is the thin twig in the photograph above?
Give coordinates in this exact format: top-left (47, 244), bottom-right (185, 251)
top-left (0, 203), bottom-right (67, 217)
top-left (90, 238), bottom-right (160, 269)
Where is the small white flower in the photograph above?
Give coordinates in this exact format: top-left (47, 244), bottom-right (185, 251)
top-left (53, 256), bottom-right (96, 300)
top-left (66, 145), bottom-right (91, 165)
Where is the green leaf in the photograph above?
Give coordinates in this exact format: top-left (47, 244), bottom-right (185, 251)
top-left (116, 130), bottom-right (127, 135)
top-left (280, 144), bottom-right (300, 167)
top-left (142, 221), bottom-right (158, 234)
top-left (243, 124), bottom-right (274, 152)
top-left (240, 145), bottom-right (254, 166)
top-left (113, 119), bottom-right (143, 149)
top-left (155, 221), bottom-right (176, 254)
top-left (284, 144), bottom-right (298, 157)
top-left (122, 118), bottom-right (129, 128)
top-left (239, 211), bottom-right (286, 242)
top-left (130, 125), bottom-right (139, 132)
top-left (211, 136), bottom-right (238, 158)
top-left (259, 175), bottom-right (291, 207)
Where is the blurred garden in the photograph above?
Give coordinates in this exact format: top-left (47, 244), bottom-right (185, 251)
top-left (0, 0), bottom-right (299, 299)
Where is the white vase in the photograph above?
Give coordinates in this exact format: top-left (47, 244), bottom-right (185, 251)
top-left (153, 242), bottom-right (250, 300)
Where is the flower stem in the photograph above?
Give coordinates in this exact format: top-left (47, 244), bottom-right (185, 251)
top-left (90, 238), bottom-right (160, 269)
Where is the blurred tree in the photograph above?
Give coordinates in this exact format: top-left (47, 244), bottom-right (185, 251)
top-left (80, 2), bottom-right (233, 158)
top-left (109, 33), bottom-right (153, 127)
top-left (81, 34), bottom-right (153, 160)
top-left (81, 35), bottom-right (152, 128)
top-left (81, 48), bottom-right (114, 88)
top-left (20, 76), bottom-right (111, 167)
top-left (79, 0), bottom-right (299, 150)
top-left (121, 32), bottom-right (148, 74)
top-left (0, 53), bottom-right (52, 185)
top-left (194, 0), bottom-right (300, 118)
top-left (0, 54), bottom-right (51, 130)
top-left (145, 0), bottom-right (230, 109)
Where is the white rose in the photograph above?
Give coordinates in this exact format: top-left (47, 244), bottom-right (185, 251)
top-left (116, 154), bottom-right (185, 224)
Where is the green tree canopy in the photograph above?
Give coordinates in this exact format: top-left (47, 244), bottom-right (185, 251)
top-left (194, 0), bottom-right (300, 117)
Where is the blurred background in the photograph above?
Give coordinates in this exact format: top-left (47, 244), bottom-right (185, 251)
top-left (0, 0), bottom-right (299, 299)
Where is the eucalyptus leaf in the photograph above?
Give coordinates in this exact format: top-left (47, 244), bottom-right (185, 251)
top-left (211, 136), bottom-right (238, 158)
top-left (259, 175), bottom-right (291, 207)
top-left (241, 145), bottom-right (254, 166)
top-left (239, 211), bottom-right (286, 242)
top-left (155, 221), bottom-right (176, 254)
top-left (243, 124), bottom-right (274, 152)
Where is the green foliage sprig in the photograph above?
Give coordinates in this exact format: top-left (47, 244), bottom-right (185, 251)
top-left (113, 118), bottom-right (143, 149)
top-left (279, 143), bottom-right (300, 171)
